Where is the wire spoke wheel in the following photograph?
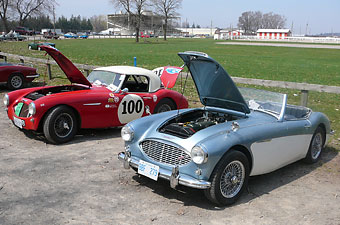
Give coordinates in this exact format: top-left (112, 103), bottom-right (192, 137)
top-left (311, 133), bottom-right (322, 160)
top-left (54, 113), bottom-right (74, 138)
top-left (220, 160), bottom-right (245, 198)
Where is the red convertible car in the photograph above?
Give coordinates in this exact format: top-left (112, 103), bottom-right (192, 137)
top-left (0, 62), bottom-right (39, 89)
top-left (3, 46), bottom-right (188, 144)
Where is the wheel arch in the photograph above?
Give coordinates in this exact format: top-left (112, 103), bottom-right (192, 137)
top-left (208, 144), bottom-right (253, 180)
top-left (161, 97), bottom-right (177, 109)
top-left (316, 123), bottom-right (326, 145)
top-left (229, 145), bottom-right (253, 173)
top-left (37, 104), bottom-right (82, 132)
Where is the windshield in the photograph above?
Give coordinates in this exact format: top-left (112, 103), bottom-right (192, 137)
top-left (239, 87), bottom-right (287, 120)
top-left (87, 70), bottom-right (123, 91)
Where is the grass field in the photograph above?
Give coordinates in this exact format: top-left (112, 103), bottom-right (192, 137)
top-left (1, 38), bottom-right (339, 148)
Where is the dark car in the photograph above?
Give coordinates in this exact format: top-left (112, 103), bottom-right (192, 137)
top-left (28, 42), bottom-right (55, 51)
top-left (14, 27), bottom-right (33, 36)
top-left (43, 31), bottom-right (59, 39)
top-left (0, 63), bottom-right (39, 89)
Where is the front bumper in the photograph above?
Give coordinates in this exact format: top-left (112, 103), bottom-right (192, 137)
top-left (26, 74), bottom-right (40, 78)
top-left (118, 151), bottom-right (211, 189)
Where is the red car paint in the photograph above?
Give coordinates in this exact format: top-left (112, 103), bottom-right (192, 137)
top-left (0, 62), bottom-right (39, 89)
top-left (5, 46), bottom-right (188, 143)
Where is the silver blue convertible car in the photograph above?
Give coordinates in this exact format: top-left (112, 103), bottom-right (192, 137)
top-left (118, 51), bottom-right (333, 205)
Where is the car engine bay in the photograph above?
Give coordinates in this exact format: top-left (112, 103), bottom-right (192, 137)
top-left (25, 85), bottom-right (88, 100)
top-left (159, 109), bottom-right (241, 138)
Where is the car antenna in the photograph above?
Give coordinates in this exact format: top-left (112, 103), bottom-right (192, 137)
top-left (177, 64), bottom-right (188, 117)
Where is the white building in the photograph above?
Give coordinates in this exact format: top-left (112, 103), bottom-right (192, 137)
top-left (177, 28), bottom-right (217, 37)
top-left (214, 29), bottom-right (244, 40)
top-left (257, 29), bottom-right (291, 40)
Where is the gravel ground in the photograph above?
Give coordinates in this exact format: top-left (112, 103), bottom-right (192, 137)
top-left (0, 88), bottom-right (339, 225)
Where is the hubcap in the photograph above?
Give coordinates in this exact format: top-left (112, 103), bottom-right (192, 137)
top-left (11, 76), bottom-right (22, 88)
top-left (220, 160), bottom-right (245, 198)
top-left (157, 104), bottom-right (171, 113)
top-left (311, 133), bottom-right (323, 160)
top-left (54, 113), bottom-right (73, 138)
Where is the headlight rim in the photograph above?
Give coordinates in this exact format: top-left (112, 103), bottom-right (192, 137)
top-left (121, 125), bottom-right (134, 142)
top-left (191, 145), bottom-right (208, 164)
top-left (3, 94), bottom-right (9, 107)
top-left (28, 102), bottom-right (36, 116)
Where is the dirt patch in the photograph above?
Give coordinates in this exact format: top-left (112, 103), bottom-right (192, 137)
top-left (0, 90), bottom-right (339, 225)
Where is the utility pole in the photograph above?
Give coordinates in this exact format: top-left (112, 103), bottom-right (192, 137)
top-left (291, 21), bottom-right (294, 35)
top-left (53, 5), bottom-right (56, 33)
top-left (305, 22), bottom-right (309, 36)
top-left (210, 20), bottom-right (213, 36)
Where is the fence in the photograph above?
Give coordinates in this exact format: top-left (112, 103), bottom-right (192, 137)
top-left (0, 52), bottom-right (339, 107)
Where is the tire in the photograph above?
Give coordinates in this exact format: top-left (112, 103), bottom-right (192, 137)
top-left (303, 126), bottom-right (325, 164)
top-left (8, 73), bottom-right (25, 90)
top-left (43, 106), bottom-right (78, 144)
top-left (204, 151), bottom-right (250, 206)
top-left (154, 98), bottom-right (175, 113)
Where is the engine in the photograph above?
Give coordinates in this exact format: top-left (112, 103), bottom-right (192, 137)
top-left (159, 109), bottom-right (238, 138)
top-left (25, 85), bottom-right (88, 101)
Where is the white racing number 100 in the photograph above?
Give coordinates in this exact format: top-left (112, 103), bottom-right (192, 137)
top-left (118, 94), bottom-right (145, 124)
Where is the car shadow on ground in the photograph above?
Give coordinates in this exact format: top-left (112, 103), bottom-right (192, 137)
top-left (131, 146), bottom-right (338, 210)
top-left (22, 127), bottom-right (122, 145)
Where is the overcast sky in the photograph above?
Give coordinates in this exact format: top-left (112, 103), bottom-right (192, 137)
top-left (56, 0), bottom-right (340, 34)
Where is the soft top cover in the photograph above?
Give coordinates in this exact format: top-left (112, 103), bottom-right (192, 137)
top-left (178, 51), bottom-right (250, 114)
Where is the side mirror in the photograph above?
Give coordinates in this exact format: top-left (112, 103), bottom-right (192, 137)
top-left (121, 88), bottom-right (129, 94)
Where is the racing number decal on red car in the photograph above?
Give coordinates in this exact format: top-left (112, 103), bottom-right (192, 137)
top-left (118, 94), bottom-right (145, 124)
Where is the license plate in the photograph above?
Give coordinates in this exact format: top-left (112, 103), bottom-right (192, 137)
top-left (138, 160), bottom-right (159, 181)
top-left (13, 117), bottom-right (25, 129)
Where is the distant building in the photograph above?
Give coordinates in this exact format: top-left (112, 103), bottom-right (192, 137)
top-left (257, 29), bottom-right (291, 39)
top-left (214, 29), bottom-right (244, 40)
top-left (177, 28), bottom-right (217, 37)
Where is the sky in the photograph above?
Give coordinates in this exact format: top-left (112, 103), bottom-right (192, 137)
top-left (56, 0), bottom-right (340, 34)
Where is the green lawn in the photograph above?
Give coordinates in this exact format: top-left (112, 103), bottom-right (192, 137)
top-left (1, 38), bottom-right (339, 148)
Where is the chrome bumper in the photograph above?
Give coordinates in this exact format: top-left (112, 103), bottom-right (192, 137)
top-left (118, 152), bottom-right (211, 189)
top-left (26, 74), bottom-right (40, 78)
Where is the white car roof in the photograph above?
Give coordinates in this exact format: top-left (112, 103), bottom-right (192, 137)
top-left (94, 65), bottom-right (161, 92)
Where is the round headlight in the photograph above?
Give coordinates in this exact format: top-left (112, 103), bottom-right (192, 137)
top-left (28, 102), bottom-right (36, 116)
top-left (191, 146), bottom-right (208, 164)
top-left (3, 94), bottom-right (9, 107)
top-left (121, 125), bottom-right (134, 142)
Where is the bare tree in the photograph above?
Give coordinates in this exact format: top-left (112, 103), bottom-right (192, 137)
top-left (0, 0), bottom-right (11, 32)
top-left (90, 15), bottom-right (107, 32)
top-left (238, 11), bottom-right (286, 34)
top-left (110, 0), bottom-right (149, 42)
top-left (262, 12), bottom-right (286, 29)
top-left (13, 0), bottom-right (57, 26)
top-left (237, 11), bottom-right (253, 34)
top-left (152, 0), bottom-right (182, 40)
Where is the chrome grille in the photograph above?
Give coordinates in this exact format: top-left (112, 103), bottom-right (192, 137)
top-left (140, 140), bottom-right (191, 166)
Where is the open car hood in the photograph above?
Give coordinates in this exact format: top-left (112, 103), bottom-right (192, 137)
top-left (40, 46), bottom-right (92, 87)
top-left (178, 52), bottom-right (250, 114)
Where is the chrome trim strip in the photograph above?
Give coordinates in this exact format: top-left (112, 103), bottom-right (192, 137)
top-left (83, 103), bottom-right (101, 106)
top-left (118, 152), bottom-right (211, 189)
top-left (278, 94), bottom-right (287, 122)
top-left (26, 74), bottom-right (40, 78)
